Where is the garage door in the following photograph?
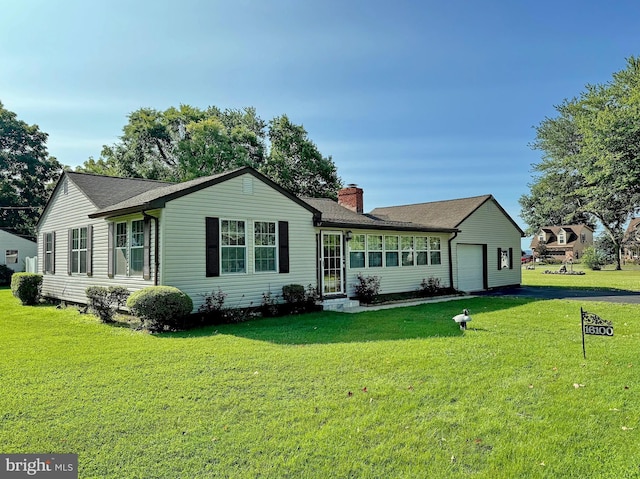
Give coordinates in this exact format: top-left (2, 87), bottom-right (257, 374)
top-left (457, 244), bottom-right (484, 292)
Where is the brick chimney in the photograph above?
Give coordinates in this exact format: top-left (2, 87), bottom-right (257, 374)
top-left (338, 184), bottom-right (364, 214)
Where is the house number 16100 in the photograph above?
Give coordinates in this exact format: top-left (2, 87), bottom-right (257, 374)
top-left (583, 325), bottom-right (614, 336)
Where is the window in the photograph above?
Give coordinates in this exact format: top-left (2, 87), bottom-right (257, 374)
top-left (130, 220), bottom-right (144, 275)
top-left (558, 231), bottom-right (566, 244)
top-left (416, 237), bottom-right (428, 265)
top-left (430, 237), bottom-right (442, 265)
top-left (401, 236), bottom-right (414, 266)
top-left (44, 232), bottom-right (54, 273)
top-left (255, 221), bottom-right (277, 272)
top-left (384, 236), bottom-right (399, 267)
top-left (580, 233), bottom-right (586, 243)
top-left (115, 222), bottom-right (128, 275)
top-left (538, 232), bottom-right (545, 242)
top-left (114, 220), bottom-right (144, 277)
top-left (5, 250), bottom-right (18, 264)
top-left (367, 235), bottom-right (383, 267)
top-left (221, 220), bottom-right (246, 274)
top-left (498, 247), bottom-right (513, 270)
top-left (71, 227), bottom-right (87, 273)
top-left (349, 234), bottom-right (365, 268)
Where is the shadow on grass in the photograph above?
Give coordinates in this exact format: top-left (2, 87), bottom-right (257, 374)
top-left (478, 285), bottom-right (640, 301)
top-left (158, 297), bottom-right (539, 345)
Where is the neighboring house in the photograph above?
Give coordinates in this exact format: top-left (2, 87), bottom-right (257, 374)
top-left (36, 167), bottom-right (524, 311)
top-left (623, 218), bottom-right (640, 259)
top-left (0, 228), bottom-right (37, 272)
top-left (371, 195), bottom-right (524, 292)
top-left (530, 225), bottom-right (594, 261)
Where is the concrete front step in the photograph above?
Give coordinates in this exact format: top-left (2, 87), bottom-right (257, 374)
top-left (321, 297), bottom-right (360, 311)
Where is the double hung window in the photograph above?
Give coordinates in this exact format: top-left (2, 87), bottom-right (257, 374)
top-left (221, 220), bottom-right (246, 274)
top-left (254, 221), bottom-right (277, 272)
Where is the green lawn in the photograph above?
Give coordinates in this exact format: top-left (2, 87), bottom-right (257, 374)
top-left (522, 265), bottom-right (640, 291)
top-left (1, 287), bottom-right (639, 478)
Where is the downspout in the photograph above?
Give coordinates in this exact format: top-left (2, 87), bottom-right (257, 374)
top-left (142, 211), bottom-right (160, 286)
top-left (448, 231), bottom-right (459, 290)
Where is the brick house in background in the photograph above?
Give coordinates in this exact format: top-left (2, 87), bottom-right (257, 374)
top-left (530, 225), bottom-right (594, 262)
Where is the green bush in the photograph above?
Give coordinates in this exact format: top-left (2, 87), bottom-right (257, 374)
top-left (10, 273), bottom-right (43, 305)
top-left (127, 286), bottom-right (193, 332)
top-left (0, 264), bottom-right (14, 286)
top-left (86, 286), bottom-right (130, 323)
top-left (582, 246), bottom-right (605, 270)
top-left (282, 284), bottom-right (305, 304)
top-left (354, 274), bottom-right (381, 304)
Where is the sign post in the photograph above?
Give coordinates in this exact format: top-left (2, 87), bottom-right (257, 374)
top-left (581, 308), bottom-right (614, 359)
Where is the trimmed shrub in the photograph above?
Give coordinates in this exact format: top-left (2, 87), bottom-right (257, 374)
top-left (282, 284), bottom-right (305, 304)
top-left (354, 274), bottom-right (380, 304)
top-left (0, 264), bottom-right (14, 286)
top-left (127, 286), bottom-right (193, 332)
top-left (11, 273), bottom-right (43, 305)
top-left (86, 286), bottom-right (130, 323)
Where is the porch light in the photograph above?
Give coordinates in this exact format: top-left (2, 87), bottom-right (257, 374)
top-left (345, 230), bottom-right (353, 242)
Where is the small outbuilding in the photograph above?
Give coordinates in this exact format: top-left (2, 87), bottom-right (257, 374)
top-left (0, 228), bottom-right (37, 272)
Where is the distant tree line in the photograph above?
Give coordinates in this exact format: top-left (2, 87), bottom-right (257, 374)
top-left (0, 102), bottom-right (342, 239)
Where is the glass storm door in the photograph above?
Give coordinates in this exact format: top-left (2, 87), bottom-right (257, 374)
top-left (322, 232), bottom-right (343, 295)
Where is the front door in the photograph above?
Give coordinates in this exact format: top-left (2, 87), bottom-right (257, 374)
top-left (321, 232), bottom-right (344, 295)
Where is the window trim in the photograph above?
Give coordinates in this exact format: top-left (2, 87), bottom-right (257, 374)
top-left (70, 227), bottom-right (88, 274)
top-left (254, 220), bottom-right (278, 273)
top-left (220, 218), bottom-right (247, 275)
top-left (113, 220), bottom-right (146, 277)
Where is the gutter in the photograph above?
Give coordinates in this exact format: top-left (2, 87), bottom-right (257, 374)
top-left (142, 211), bottom-right (160, 286)
top-left (448, 230), bottom-right (459, 290)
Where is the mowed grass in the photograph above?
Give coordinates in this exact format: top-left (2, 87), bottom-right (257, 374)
top-left (2, 287), bottom-right (639, 478)
top-left (522, 265), bottom-right (640, 291)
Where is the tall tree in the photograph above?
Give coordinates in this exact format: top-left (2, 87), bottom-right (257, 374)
top-left (520, 57), bottom-right (640, 269)
top-left (264, 115), bottom-right (342, 198)
top-left (80, 105), bottom-right (267, 182)
top-left (81, 106), bottom-right (342, 198)
top-left (0, 101), bottom-right (62, 239)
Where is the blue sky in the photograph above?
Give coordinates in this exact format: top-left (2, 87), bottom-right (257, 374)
top-left (2, 1), bottom-right (640, 248)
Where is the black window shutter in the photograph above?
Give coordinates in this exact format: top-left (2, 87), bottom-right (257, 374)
top-left (206, 217), bottom-right (220, 277)
top-left (509, 247), bottom-right (513, 270)
top-left (278, 221), bottom-right (289, 274)
top-left (67, 229), bottom-right (72, 275)
top-left (143, 218), bottom-right (151, 280)
top-left (107, 223), bottom-right (114, 278)
top-left (87, 225), bottom-right (93, 276)
top-left (497, 248), bottom-right (502, 270)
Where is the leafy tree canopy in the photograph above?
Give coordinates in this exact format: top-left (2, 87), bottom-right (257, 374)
top-left (78, 105), bottom-right (342, 197)
top-left (0, 101), bottom-right (62, 239)
top-left (520, 57), bottom-right (640, 269)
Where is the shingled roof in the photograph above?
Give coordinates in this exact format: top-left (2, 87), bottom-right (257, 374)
top-left (302, 197), bottom-right (457, 233)
top-left (66, 172), bottom-right (170, 209)
top-left (371, 194), bottom-right (524, 236)
top-left (75, 167), bottom-right (319, 219)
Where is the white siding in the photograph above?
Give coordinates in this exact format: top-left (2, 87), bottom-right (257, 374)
top-left (37, 177), bottom-right (155, 304)
top-left (451, 199), bottom-right (522, 290)
top-left (0, 230), bottom-right (37, 272)
top-left (343, 229), bottom-right (452, 297)
top-left (161, 173), bottom-right (317, 310)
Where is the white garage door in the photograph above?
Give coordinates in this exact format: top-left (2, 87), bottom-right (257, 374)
top-left (457, 244), bottom-right (484, 292)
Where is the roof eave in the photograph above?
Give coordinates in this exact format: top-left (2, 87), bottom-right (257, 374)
top-left (316, 220), bottom-right (458, 233)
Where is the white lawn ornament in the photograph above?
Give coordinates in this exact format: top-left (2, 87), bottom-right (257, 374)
top-left (453, 309), bottom-right (472, 330)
